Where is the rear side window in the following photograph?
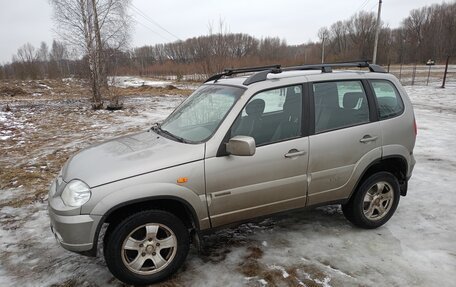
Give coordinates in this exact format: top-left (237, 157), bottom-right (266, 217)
top-left (370, 80), bottom-right (404, 120)
top-left (313, 81), bottom-right (369, 133)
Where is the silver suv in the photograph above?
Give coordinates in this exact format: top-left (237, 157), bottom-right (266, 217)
top-left (48, 61), bottom-right (416, 285)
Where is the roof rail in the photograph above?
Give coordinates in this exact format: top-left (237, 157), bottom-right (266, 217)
top-left (204, 64), bottom-right (281, 83)
top-left (281, 60), bottom-right (386, 73)
top-left (204, 60), bottom-right (386, 85)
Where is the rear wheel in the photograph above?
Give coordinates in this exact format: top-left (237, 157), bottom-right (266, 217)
top-left (104, 210), bottom-right (190, 285)
top-left (342, 172), bottom-right (400, 229)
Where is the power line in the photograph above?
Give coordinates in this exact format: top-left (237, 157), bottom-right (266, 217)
top-left (356, 0), bottom-right (372, 12)
top-left (133, 16), bottom-right (173, 43)
top-left (369, 1), bottom-right (379, 11)
top-left (130, 4), bottom-right (182, 41)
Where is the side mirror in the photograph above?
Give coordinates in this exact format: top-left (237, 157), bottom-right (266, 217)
top-left (226, 136), bottom-right (256, 156)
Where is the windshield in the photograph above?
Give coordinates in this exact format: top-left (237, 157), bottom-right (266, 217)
top-left (160, 85), bottom-right (244, 142)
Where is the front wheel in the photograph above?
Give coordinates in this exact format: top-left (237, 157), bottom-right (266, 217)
top-left (342, 172), bottom-right (400, 229)
top-left (104, 210), bottom-right (190, 285)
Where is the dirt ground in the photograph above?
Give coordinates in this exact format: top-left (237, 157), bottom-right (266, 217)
top-left (0, 78), bottom-right (191, 209)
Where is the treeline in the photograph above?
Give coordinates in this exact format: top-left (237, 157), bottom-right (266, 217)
top-left (317, 2), bottom-right (456, 64)
top-left (1, 2), bottom-right (455, 81)
top-left (126, 35), bottom-right (315, 78)
top-left (0, 40), bottom-right (89, 80)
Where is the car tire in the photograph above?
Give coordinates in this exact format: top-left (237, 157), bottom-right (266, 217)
top-left (342, 172), bottom-right (400, 229)
top-left (104, 210), bottom-right (190, 285)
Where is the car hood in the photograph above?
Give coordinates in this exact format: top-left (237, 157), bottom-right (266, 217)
top-left (62, 130), bottom-right (205, 187)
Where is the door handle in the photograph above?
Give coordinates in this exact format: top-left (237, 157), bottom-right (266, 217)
top-left (359, 135), bottom-right (378, 143)
top-left (284, 149), bottom-right (307, 158)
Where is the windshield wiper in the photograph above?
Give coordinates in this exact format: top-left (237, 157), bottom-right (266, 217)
top-left (151, 123), bottom-right (188, 143)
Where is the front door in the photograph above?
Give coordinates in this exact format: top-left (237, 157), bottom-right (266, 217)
top-left (204, 85), bottom-right (310, 227)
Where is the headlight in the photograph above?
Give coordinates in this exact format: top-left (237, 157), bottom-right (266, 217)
top-left (61, 180), bottom-right (91, 207)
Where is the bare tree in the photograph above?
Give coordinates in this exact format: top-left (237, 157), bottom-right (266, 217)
top-left (37, 42), bottom-right (50, 62)
top-left (36, 42), bottom-right (50, 77)
top-left (318, 27), bottom-right (330, 63)
top-left (347, 12), bottom-right (378, 60)
top-left (50, 40), bottom-right (68, 62)
top-left (48, 40), bottom-right (69, 77)
top-left (50, 0), bottom-right (132, 109)
top-left (15, 43), bottom-right (40, 79)
top-left (16, 43), bottom-right (37, 63)
top-left (403, 8), bottom-right (426, 62)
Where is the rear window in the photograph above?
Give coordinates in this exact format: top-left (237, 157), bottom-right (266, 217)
top-left (370, 80), bottom-right (404, 120)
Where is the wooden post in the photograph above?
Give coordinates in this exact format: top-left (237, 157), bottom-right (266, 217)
top-left (441, 56), bottom-right (450, 88)
top-left (426, 65), bottom-right (431, 86)
top-left (411, 64), bottom-right (417, 86)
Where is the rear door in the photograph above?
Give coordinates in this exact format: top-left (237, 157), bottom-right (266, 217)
top-left (307, 79), bottom-right (382, 205)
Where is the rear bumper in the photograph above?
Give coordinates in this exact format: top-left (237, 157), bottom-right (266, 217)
top-left (48, 207), bottom-right (101, 254)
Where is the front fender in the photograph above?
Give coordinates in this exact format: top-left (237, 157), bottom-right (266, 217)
top-left (80, 159), bottom-right (209, 229)
top-left (87, 182), bottom-right (210, 229)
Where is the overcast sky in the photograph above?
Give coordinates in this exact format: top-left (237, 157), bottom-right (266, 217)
top-left (0, 0), bottom-right (450, 64)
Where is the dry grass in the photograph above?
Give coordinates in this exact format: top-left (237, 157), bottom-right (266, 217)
top-left (0, 79), bottom-right (89, 100)
top-left (0, 77), bottom-right (189, 208)
top-left (113, 86), bottom-right (192, 97)
top-left (0, 86), bottom-right (28, 97)
top-left (0, 78), bottom-right (193, 102)
top-left (234, 243), bottom-right (334, 287)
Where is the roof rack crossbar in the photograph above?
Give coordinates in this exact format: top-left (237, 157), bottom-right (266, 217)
top-left (242, 68), bottom-right (282, 85)
top-left (204, 64), bottom-right (281, 83)
top-left (223, 64), bottom-right (281, 75)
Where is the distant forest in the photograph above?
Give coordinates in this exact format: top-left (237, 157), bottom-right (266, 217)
top-left (1, 1), bottom-right (455, 80)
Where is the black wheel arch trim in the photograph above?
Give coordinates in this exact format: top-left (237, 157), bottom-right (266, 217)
top-left (80, 195), bottom-right (200, 257)
top-left (346, 154), bottom-right (408, 202)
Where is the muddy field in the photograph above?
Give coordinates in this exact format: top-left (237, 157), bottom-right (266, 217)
top-left (1, 78), bottom-right (456, 287)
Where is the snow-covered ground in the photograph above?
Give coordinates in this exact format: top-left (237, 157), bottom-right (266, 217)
top-left (110, 76), bottom-right (173, 88)
top-left (1, 85), bottom-right (456, 286)
top-left (109, 76), bottom-right (199, 91)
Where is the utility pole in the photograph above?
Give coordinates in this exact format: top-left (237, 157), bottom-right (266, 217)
top-left (321, 38), bottom-right (325, 64)
top-left (318, 27), bottom-right (329, 64)
top-left (372, 0), bottom-right (383, 64)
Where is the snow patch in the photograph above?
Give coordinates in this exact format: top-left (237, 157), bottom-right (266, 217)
top-left (109, 76), bottom-right (172, 88)
top-left (268, 264), bottom-right (290, 278)
top-left (37, 84), bottom-right (52, 90)
top-left (0, 189), bottom-right (23, 203)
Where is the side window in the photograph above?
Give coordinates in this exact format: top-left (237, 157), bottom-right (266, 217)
top-left (313, 81), bottom-right (369, 133)
top-left (370, 80), bottom-right (404, 120)
top-left (231, 85), bottom-right (302, 146)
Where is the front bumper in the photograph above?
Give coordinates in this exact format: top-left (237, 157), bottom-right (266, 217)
top-left (48, 207), bottom-right (101, 253)
top-left (48, 177), bottom-right (101, 254)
